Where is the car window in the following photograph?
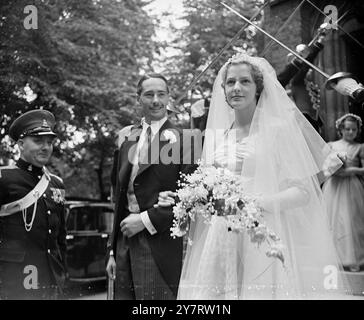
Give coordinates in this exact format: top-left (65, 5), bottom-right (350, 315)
top-left (67, 205), bottom-right (114, 233)
top-left (97, 207), bottom-right (114, 233)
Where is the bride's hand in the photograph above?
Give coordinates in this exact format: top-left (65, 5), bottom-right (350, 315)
top-left (256, 195), bottom-right (274, 214)
top-left (154, 191), bottom-right (177, 208)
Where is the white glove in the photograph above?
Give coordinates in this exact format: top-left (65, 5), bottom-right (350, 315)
top-left (333, 78), bottom-right (363, 97)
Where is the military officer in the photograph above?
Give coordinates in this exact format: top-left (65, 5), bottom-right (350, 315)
top-left (0, 109), bottom-right (67, 299)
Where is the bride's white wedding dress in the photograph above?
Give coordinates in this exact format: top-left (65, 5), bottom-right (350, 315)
top-left (177, 132), bottom-right (252, 300)
top-left (177, 53), bottom-right (352, 300)
top-left (178, 131), bottom-right (350, 300)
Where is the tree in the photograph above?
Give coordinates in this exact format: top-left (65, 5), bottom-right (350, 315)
top-left (0, 0), bottom-right (159, 199)
top-left (160, 0), bottom-right (263, 109)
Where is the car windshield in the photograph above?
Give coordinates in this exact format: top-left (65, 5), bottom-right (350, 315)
top-left (67, 205), bottom-right (113, 233)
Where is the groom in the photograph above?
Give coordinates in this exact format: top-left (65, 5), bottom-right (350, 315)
top-left (106, 73), bottom-right (197, 300)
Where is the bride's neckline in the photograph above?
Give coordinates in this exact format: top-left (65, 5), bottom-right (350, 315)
top-left (225, 127), bottom-right (249, 144)
top-left (226, 121), bottom-right (249, 140)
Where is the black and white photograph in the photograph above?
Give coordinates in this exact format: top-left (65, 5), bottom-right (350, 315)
top-left (1, 0), bottom-right (364, 304)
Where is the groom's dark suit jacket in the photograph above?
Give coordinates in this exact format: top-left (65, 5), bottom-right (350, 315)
top-left (108, 119), bottom-right (198, 297)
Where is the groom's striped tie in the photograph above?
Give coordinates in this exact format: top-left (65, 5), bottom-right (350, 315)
top-left (127, 125), bottom-right (152, 213)
top-left (139, 125), bottom-right (152, 164)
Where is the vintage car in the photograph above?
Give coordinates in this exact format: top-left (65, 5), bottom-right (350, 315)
top-left (65, 199), bottom-right (114, 283)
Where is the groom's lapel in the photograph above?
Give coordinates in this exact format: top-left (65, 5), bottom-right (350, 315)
top-left (137, 119), bottom-right (173, 177)
top-left (118, 125), bottom-right (142, 185)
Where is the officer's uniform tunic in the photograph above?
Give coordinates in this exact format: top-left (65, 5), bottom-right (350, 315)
top-left (0, 158), bottom-right (67, 299)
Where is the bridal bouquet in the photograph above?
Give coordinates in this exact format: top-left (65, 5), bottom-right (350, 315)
top-left (170, 163), bottom-right (285, 265)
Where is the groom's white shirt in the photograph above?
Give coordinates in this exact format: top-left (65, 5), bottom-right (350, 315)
top-left (133, 116), bottom-right (168, 235)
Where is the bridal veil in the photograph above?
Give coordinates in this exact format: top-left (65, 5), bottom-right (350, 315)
top-left (178, 53), bottom-right (352, 299)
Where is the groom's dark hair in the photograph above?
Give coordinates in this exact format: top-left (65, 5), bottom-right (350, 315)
top-left (136, 73), bottom-right (170, 96)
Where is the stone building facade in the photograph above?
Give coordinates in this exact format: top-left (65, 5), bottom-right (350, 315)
top-left (260, 0), bottom-right (364, 141)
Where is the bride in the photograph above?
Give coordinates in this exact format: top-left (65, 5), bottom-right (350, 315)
top-left (158, 53), bottom-right (352, 299)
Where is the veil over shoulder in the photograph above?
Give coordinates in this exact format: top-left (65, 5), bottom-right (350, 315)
top-left (178, 53), bottom-right (352, 300)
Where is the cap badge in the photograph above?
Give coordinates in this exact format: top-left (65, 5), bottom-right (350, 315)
top-left (42, 119), bottom-right (49, 128)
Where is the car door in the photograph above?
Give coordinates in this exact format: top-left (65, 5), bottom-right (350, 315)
top-left (66, 203), bottom-right (114, 282)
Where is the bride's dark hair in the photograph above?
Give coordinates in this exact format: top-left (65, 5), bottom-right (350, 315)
top-left (221, 60), bottom-right (264, 101)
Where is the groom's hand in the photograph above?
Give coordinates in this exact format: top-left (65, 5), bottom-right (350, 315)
top-left (154, 191), bottom-right (176, 208)
top-left (106, 256), bottom-right (116, 280)
top-left (120, 214), bottom-right (145, 238)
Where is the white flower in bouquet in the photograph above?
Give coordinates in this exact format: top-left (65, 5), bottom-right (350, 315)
top-left (203, 165), bottom-right (219, 177)
top-left (186, 172), bottom-right (204, 185)
top-left (203, 174), bottom-right (217, 187)
top-left (195, 185), bottom-right (209, 200)
top-left (171, 164), bottom-right (285, 266)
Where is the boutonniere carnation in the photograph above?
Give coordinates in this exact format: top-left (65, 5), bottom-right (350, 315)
top-left (162, 130), bottom-right (177, 144)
